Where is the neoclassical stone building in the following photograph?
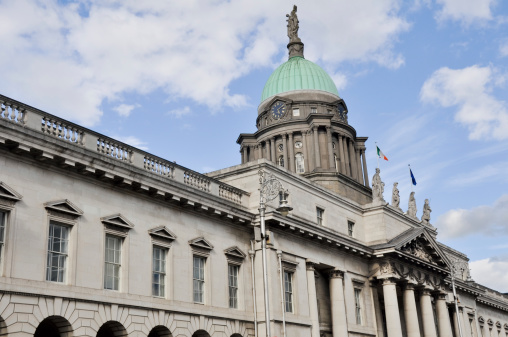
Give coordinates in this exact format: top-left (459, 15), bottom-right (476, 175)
top-left (0, 8), bottom-right (507, 337)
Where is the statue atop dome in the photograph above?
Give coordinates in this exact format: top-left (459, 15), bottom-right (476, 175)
top-left (286, 5), bottom-right (301, 43)
top-left (286, 5), bottom-right (304, 59)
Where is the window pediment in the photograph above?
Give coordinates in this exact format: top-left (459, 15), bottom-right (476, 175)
top-left (100, 214), bottom-right (134, 230)
top-left (44, 199), bottom-right (83, 216)
top-left (149, 226), bottom-right (177, 242)
top-left (189, 237), bottom-right (214, 250)
top-left (224, 246), bottom-right (246, 260)
top-left (0, 182), bottom-right (22, 202)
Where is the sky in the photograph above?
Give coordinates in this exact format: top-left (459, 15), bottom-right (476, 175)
top-left (1, 0), bottom-right (508, 292)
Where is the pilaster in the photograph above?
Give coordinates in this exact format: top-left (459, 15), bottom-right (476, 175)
top-left (330, 270), bottom-right (348, 337)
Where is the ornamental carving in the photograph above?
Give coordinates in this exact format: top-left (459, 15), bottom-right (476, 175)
top-left (380, 262), bottom-right (395, 275)
top-left (401, 240), bottom-right (433, 263)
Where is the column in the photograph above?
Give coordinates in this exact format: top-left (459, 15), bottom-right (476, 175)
top-left (330, 270), bottom-right (348, 337)
top-left (343, 137), bottom-right (351, 176)
top-left (304, 130), bottom-right (312, 172)
top-left (241, 146), bottom-right (246, 164)
top-left (270, 137), bottom-right (276, 163)
top-left (403, 283), bottom-right (421, 337)
top-left (282, 134), bottom-right (288, 169)
top-left (312, 126), bottom-right (321, 168)
top-left (436, 293), bottom-right (453, 337)
top-left (371, 283), bottom-right (385, 337)
top-left (258, 143), bottom-right (262, 160)
top-left (348, 140), bottom-right (358, 180)
top-left (362, 149), bottom-right (369, 187)
top-left (306, 262), bottom-right (320, 337)
top-left (338, 135), bottom-right (346, 174)
top-left (265, 140), bottom-right (270, 160)
top-left (288, 132), bottom-right (295, 172)
top-left (420, 289), bottom-right (438, 337)
top-left (356, 148), bottom-right (364, 184)
top-left (452, 308), bottom-right (460, 337)
top-left (326, 126), bottom-right (334, 170)
top-left (382, 279), bottom-right (403, 337)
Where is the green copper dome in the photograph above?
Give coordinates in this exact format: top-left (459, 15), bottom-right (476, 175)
top-left (261, 56), bottom-right (339, 102)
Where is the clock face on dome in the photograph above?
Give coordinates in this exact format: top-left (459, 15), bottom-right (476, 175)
top-left (271, 101), bottom-right (287, 120)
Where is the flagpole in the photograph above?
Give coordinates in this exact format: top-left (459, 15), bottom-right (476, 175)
top-left (408, 164), bottom-right (413, 192)
top-left (376, 142), bottom-right (379, 169)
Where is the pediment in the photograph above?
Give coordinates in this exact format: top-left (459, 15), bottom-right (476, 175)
top-left (100, 214), bottom-right (134, 229)
top-left (44, 199), bottom-right (83, 216)
top-left (188, 237), bottom-right (214, 250)
top-left (224, 246), bottom-right (246, 260)
top-left (0, 182), bottom-right (23, 201)
top-left (148, 226), bottom-right (177, 241)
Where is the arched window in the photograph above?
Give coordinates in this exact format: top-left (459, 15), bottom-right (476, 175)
top-left (278, 155), bottom-right (284, 167)
top-left (295, 153), bottom-right (304, 173)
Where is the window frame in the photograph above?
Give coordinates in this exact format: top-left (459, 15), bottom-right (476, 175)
top-left (316, 207), bottom-right (324, 226)
top-left (0, 210), bottom-right (7, 270)
top-left (152, 246), bottom-right (167, 298)
top-left (283, 270), bottom-right (294, 313)
top-left (278, 155), bottom-right (284, 167)
top-left (311, 107), bottom-right (317, 114)
top-left (104, 234), bottom-right (122, 291)
top-left (354, 287), bottom-right (363, 325)
top-left (228, 263), bottom-right (240, 309)
top-left (348, 220), bottom-right (355, 237)
top-left (292, 108), bottom-right (300, 116)
top-left (193, 255), bottom-right (206, 304)
top-left (46, 221), bottom-right (70, 283)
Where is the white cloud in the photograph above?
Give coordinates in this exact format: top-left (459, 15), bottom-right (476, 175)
top-left (436, 194), bottom-right (508, 239)
top-left (114, 135), bottom-right (149, 151)
top-left (113, 104), bottom-right (139, 117)
top-left (435, 0), bottom-right (495, 25)
top-left (500, 40), bottom-right (508, 57)
top-left (0, 0), bottom-right (410, 126)
top-left (420, 65), bottom-right (508, 140)
top-left (167, 106), bottom-right (191, 118)
top-left (470, 257), bottom-right (508, 293)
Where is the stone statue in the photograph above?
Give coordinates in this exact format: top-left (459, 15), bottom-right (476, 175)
top-left (407, 191), bottom-right (417, 218)
top-left (286, 5), bottom-right (301, 43)
top-left (391, 182), bottom-right (402, 211)
top-left (371, 168), bottom-right (385, 202)
top-left (421, 199), bottom-right (432, 225)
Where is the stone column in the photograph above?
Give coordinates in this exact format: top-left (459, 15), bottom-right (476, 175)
top-left (326, 126), bottom-right (334, 170)
top-left (403, 283), bottom-right (421, 337)
top-left (348, 140), bottom-right (358, 180)
top-left (282, 134), bottom-right (288, 169)
top-left (371, 283), bottom-right (385, 337)
top-left (356, 148), bottom-right (364, 184)
top-left (343, 137), bottom-right (351, 176)
top-left (436, 293), bottom-right (453, 337)
top-left (382, 278), bottom-right (403, 337)
top-left (265, 140), bottom-right (270, 160)
top-left (257, 143), bottom-right (262, 160)
top-left (271, 137), bottom-right (276, 163)
top-left (338, 135), bottom-right (346, 174)
top-left (330, 270), bottom-right (348, 337)
top-left (304, 130), bottom-right (311, 172)
top-left (306, 262), bottom-right (320, 337)
top-left (420, 289), bottom-right (438, 337)
top-left (288, 132), bottom-right (295, 172)
top-left (361, 149), bottom-right (369, 187)
top-left (241, 146), bottom-right (245, 164)
top-left (313, 126), bottom-right (321, 168)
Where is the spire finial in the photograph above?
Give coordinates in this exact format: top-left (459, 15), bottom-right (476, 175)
top-left (286, 5), bottom-right (304, 59)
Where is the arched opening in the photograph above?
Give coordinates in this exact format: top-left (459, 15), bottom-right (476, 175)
top-left (295, 153), bottom-right (304, 173)
top-left (97, 321), bottom-right (127, 337)
top-left (148, 325), bottom-right (172, 337)
top-left (192, 330), bottom-right (211, 337)
top-left (0, 316), bottom-right (6, 337)
top-left (231, 334), bottom-right (243, 337)
top-left (278, 155), bottom-right (284, 167)
top-left (34, 316), bottom-right (73, 337)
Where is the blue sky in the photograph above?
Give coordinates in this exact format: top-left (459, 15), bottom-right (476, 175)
top-left (1, 0), bottom-right (507, 291)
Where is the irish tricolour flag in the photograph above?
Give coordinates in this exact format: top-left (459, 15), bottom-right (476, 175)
top-left (377, 146), bottom-right (388, 161)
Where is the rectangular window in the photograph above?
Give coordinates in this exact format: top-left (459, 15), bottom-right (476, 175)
top-left (284, 271), bottom-right (293, 313)
top-left (228, 264), bottom-right (239, 308)
top-left (0, 211), bottom-right (6, 264)
top-left (293, 108), bottom-right (300, 116)
top-left (193, 256), bottom-right (205, 303)
top-left (316, 207), bottom-right (324, 226)
top-left (104, 235), bottom-right (121, 290)
top-left (46, 222), bottom-right (69, 282)
top-left (348, 221), bottom-right (355, 237)
top-left (311, 107), bottom-right (317, 114)
top-left (354, 288), bottom-right (363, 324)
top-left (152, 246), bottom-right (166, 297)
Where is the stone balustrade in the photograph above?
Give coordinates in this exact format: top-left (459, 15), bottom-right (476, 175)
top-left (0, 94), bottom-right (247, 206)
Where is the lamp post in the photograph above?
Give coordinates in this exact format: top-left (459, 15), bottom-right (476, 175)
top-left (258, 169), bottom-right (293, 337)
top-left (449, 259), bottom-right (470, 337)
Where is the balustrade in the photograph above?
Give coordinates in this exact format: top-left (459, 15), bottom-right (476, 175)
top-left (41, 116), bottom-right (84, 145)
top-left (144, 156), bottom-right (175, 178)
top-left (97, 138), bottom-right (133, 162)
top-left (0, 101), bottom-right (25, 124)
top-left (184, 171), bottom-right (210, 192)
top-left (219, 185), bottom-right (242, 204)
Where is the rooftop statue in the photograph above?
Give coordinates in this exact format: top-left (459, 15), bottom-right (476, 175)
top-left (286, 5), bottom-right (301, 43)
top-left (372, 168), bottom-right (385, 202)
top-left (421, 199), bottom-right (432, 225)
top-left (391, 182), bottom-right (402, 212)
top-left (407, 191), bottom-right (417, 218)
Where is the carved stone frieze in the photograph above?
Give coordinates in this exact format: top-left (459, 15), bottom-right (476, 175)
top-left (401, 240), bottom-right (433, 263)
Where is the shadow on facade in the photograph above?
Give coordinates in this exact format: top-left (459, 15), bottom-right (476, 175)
top-left (96, 320), bottom-right (127, 337)
top-left (148, 325), bottom-right (172, 337)
top-left (34, 315), bottom-right (73, 337)
top-left (192, 330), bottom-right (211, 337)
